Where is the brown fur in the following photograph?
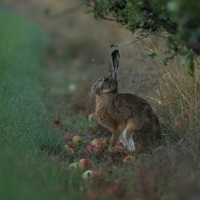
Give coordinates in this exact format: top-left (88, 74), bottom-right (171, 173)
top-left (92, 50), bottom-right (161, 151)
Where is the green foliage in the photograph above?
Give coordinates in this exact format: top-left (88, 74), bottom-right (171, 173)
top-left (84, 0), bottom-right (200, 70)
top-left (84, 0), bottom-right (171, 33)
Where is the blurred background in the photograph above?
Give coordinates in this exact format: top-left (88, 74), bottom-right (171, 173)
top-left (2, 0), bottom-right (161, 115)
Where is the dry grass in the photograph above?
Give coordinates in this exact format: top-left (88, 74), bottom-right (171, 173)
top-left (136, 37), bottom-right (200, 145)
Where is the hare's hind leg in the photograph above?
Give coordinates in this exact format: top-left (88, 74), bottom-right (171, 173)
top-left (120, 120), bottom-right (136, 151)
top-left (110, 125), bottom-right (124, 147)
top-left (119, 128), bottom-right (129, 147)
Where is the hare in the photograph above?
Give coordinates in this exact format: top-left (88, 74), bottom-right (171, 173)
top-left (92, 50), bottom-right (161, 151)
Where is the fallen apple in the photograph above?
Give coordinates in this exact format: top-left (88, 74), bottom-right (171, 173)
top-left (116, 141), bottom-right (124, 147)
top-left (72, 135), bottom-right (83, 146)
top-left (69, 162), bottom-right (84, 171)
top-left (93, 146), bottom-right (103, 153)
top-left (86, 144), bottom-right (95, 152)
top-left (91, 138), bottom-right (102, 147)
top-left (82, 170), bottom-right (93, 180)
top-left (82, 170), bottom-right (105, 181)
top-left (79, 158), bottom-right (89, 169)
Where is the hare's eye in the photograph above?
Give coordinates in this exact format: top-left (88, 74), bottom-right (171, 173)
top-left (102, 77), bottom-right (109, 82)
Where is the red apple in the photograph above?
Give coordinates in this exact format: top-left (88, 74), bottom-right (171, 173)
top-left (79, 158), bottom-right (89, 168)
top-left (116, 141), bottom-right (124, 147)
top-left (72, 135), bottom-right (83, 146)
top-left (91, 138), bottom-right (102, 147)
top-left (93, 146), bottom-right (103, 153)
top-left (86, 144), bottom-right (95, 152)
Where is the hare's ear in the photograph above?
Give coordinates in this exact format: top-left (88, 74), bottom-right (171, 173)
top-left (110, 50), bottom-right (120, 80)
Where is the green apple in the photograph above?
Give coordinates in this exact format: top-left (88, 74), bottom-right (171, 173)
top-left (72, 136), bottom-right (83, 146)
top-left (69, 162), bottom-right (84, 171)
top-left (82, 170), bottom-right (93, 180)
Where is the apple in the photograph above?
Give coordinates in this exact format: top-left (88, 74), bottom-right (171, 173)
top-left (72, 135), bottom-right (83, 146)
top-left (123, 155), bottom-right (135, 165)
top-left (82, 170), bottom-right (93, 180)
top-left (79, 158), bottom-right (89, 168)
top-left (116, 141), bottom-right (124, 147)
top-left (82, 170), bottom-right (105, 181)
top-left (86, 144), bottom-right (95, 152)
top-left (93, 146), bottom-right (103, 153)
top-left (100, 138), bottom-right (108, 147)
top-left (91, 138), bottom-right (102, 147)
top-left (69, 162), bottom-right (84, 171)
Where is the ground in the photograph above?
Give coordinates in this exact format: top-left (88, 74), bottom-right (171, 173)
top-left (1, 1), bottom-right (200, 200)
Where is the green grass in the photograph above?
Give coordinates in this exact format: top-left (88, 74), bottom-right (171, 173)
top-left (0, 5), bottom-right (200, 200)
top-left (0, 8), bottom-right (83, 200)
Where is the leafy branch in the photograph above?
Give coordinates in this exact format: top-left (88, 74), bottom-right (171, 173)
top-left (82, 0), bottom-right (200, 75)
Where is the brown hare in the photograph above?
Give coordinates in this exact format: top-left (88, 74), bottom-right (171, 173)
top-left (92, 50), bottom-right (161, 151)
